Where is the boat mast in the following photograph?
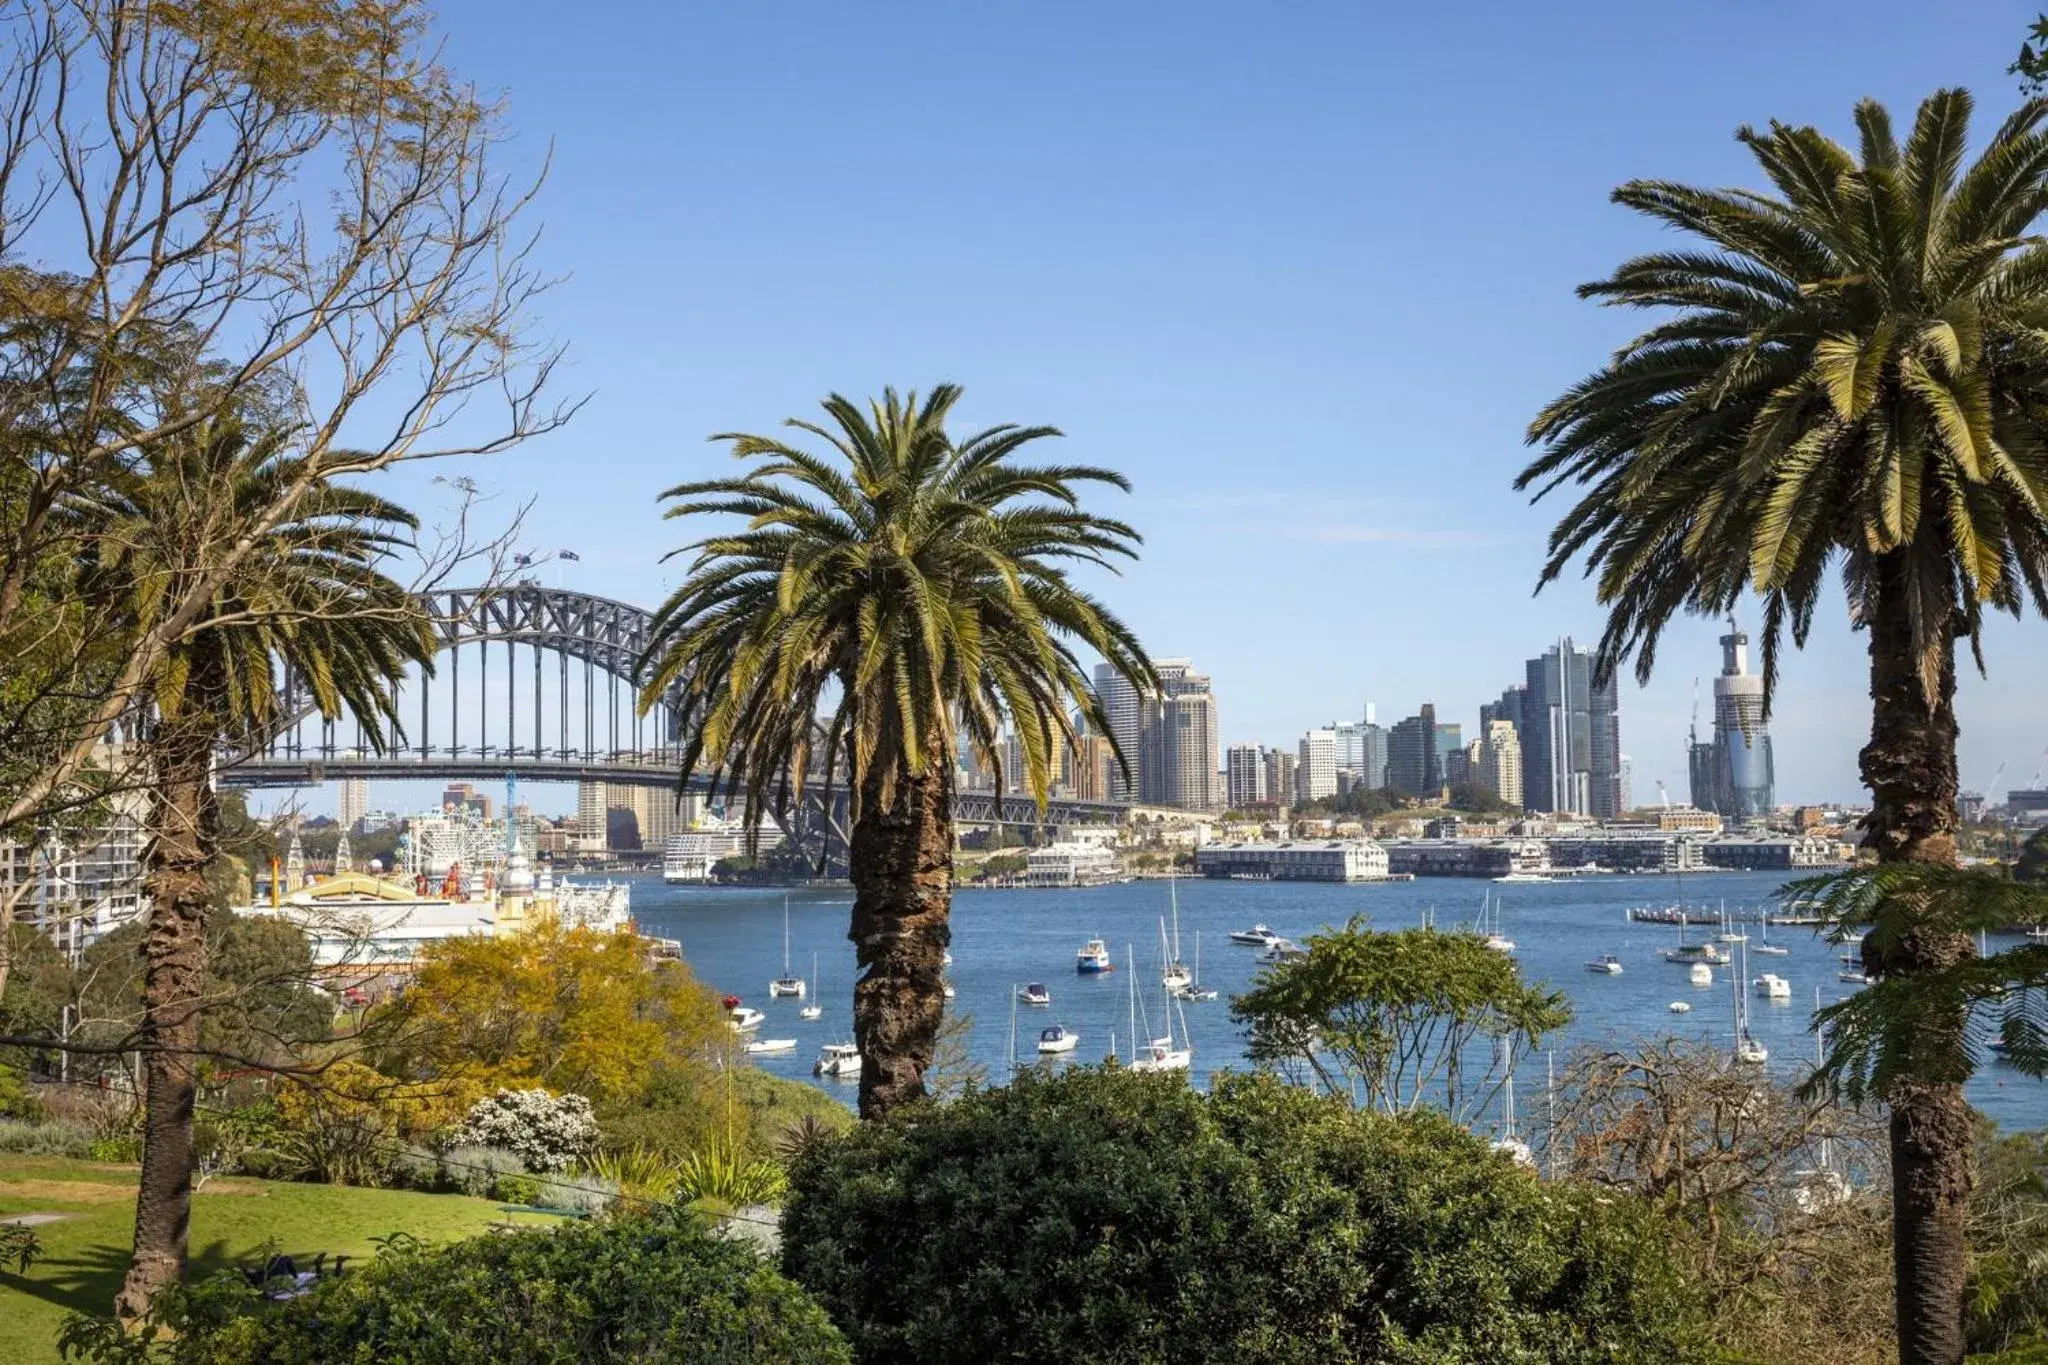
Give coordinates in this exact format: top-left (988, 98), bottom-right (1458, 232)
top-left (1009, 985), bottom-right (1018, 1074)
top-left (782, 895), bottom-right (792, 976)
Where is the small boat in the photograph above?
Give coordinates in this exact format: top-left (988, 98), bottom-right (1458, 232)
top-left (1131, 1038), bottom-right (1192, 1072)
top-left (1255, 938), bottom-right (1305, 964)
top-left (769, 897), bottom-right (806, 998)
top-left (1689, 962), bottom-right (1713, 986)
top-left (746, 1037), bottom-right (796, 1055)
top-left (799, 952), bottom-right (823, 1020)
top-left (814, 1042), bottom-right (861, 1077)
top-left (942, 980), bottom-right (956, 1000)
top-left (1493, 872), bottom-right (1553, 884)
top-left (943, 948), bottom-right (955, 966)
top-left (1753, 918), bottom-right (1789, 956)
top-left (1018, 982), bottom-right (1052, 1007)
top-left (1663, 942), bottom-right (1729, 965)
top-left (1076, 938), bottom-right (1114, 973)
top-left (1160, 880), bottom-right (1192, 991)
top-left (1479, 890), bottom-right (1515, 953)
top-left (1584, 955), bottom-right (1624, 975)
top-left (1172, 932), bottom-right (1218, 1001)
top-left (1838, 969), bottom-right (1870, 985)
top-left (1736, 1033), bottom-right (1769, 1064)
top-left (1490, 1038), bottom-right (1536, 1167)
top-left (1036, 1024), bottom-right (1080, 1055)
top-left (728, 1006), bottom-right (765, 1033)
top-left (1732, 940), bottom-right (1768, 1064)
top-left (1229, 923), bottom-right (1281, 946)
top-left (1668, 1001), bottom-right (1692, 1014)
top-left (1754, 973), bottom-right (1792, 1001)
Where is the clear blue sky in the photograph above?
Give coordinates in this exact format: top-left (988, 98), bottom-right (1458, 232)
top-left (335, 0), bottom-right (2048, 817)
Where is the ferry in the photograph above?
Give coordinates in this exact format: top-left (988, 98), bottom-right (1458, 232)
top-left (1076, 938), bottom-right (1114, 973)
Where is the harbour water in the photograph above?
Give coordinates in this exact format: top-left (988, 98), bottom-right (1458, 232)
top-left (631, 868), bottom-right (2048, 1131)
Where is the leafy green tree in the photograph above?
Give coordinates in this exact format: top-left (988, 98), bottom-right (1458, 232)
top-left (1518, 91), bottom-right (2048, 1364)
top-left (2016, 827), bottom-right (2048, 885)
top-left (783, 1068), bottom-right (1709, 1364)
top-left (640, 386), bottom-right (1152, 1118)
top-left (1446, 780), bottom-right (1518, 815)
top-left (90, 415), bottom-right (433, 1318)
top-left (1230, 919), bottom-right (1570, 1120)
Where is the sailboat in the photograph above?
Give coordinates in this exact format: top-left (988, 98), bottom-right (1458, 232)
top-left (1752, 912), bottom-right (1789, 957)
top-left (769, 896), bottom-right (806, 997)
top-left (1490, 1038), bottom-right (1534, 1166)
top-left (1160, 877), bottom-right (1191, 991)
top-left (1479, 889), bottom-right (1515, 953)
top-left (799, 952), bottom-right (822, 1020)
top-left (1733, 939), bottom-right (1768, 1064)
top-left (1792, 988), bottom-right (1851, 1212)
top-left (1128, 943), bottom-right (1191, 1073)
top-left (1172, 931), bottom-right (1218, 1001)
top-left (1716, 898), bottom-right (1747, 943)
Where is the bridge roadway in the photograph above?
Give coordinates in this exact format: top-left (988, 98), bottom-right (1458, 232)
top-left (219, 752), bottom-right (1128, 828)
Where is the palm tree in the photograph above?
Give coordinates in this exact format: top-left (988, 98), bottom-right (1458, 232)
top-left (85, 417), bottom-right (433, 1319)
top-left (1519, 91), bottom-right (2048, 1365)
top-left (640, 386), bottom-right (1151, 1118)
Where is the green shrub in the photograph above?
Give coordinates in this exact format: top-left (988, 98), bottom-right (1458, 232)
top-left (441, 1144), bottom-right (525, 1199)
top-left (60, 1211), bottom-right (849, 1363)
top-left (783, 1068), bottom-right (1710, 1365)
top-left (492, 1171), bottom-right (542, 1205)
top-left (86, 1135), bottom-right (140, 1163)
top-left (0, 1118), bottom-right (93, 1157)
top-left (0, 1063), bottom-right (44, 1119)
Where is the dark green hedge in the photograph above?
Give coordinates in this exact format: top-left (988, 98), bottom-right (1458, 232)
top-left (782, 1068), bottom-right (1710, 1364)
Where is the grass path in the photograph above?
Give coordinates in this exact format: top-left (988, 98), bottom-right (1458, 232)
top-left (0, 1156), bottom-right (552, 1364)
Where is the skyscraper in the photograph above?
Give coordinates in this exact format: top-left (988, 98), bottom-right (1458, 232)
top-left (577, 779), bottom-right (607, 849)
top-left (1264, 748), bottom-right (1296, 811)
top-left (337, 778), bottom-right (369, 833)
top-left (1092, 662), bottom-right (1145, 802)
top-left (1521, 640), bottom-right (1621, 818)
top-left (1385, 705), bottom-right (1439, 797)
top-left (1127, 659), bottom-right (1219, 810)
top-left (1689, 619), bottom-right (1775, 821)
top-left (1478, 719), bottom-right (1523, 807)
top-left (1296, 729), bottom-right (1337, 803)
top-left (1225, 744), bottom-right (1265, 809)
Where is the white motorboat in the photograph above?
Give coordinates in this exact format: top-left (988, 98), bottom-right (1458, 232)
top-left (1254, 938), bottom-right (1305, 964)
top-left (769, 897), bottom-right (806, 998)
top-left (814, 1042), bottom-right (861, 1077)
top-left (1838, 969), bottom-right (1870, 985)
top-left (1493, 872), bottom-right (1553, 884)
top-left (1689, 962), bottom-right (1713, 986)
top-left (728, 1006), bottom-right (765, 1033)
top-left (1229, 922), bottom-right (1281, 946)
top-left (1584, 955), bottom-right (1624, 974)
top-left (1753, 973), bottom-right (1792, 1001)
top-left (746, 1037), bottom-right (796, 1055)
top-left (1668, 1001), bottom-right (1692, 1014)
top-left (1076, 938), bottom-right (1114, 973)
top-left (799, 952), bottom-right (823, 1020)
top-left (1018, 982), bottom-right (1052, 1007)
top-left (1036, 1024), bottom-right (1080, 1055)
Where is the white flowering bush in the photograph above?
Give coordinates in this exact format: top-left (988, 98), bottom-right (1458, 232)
top-left (451, 1089), bottom-right (598, 1173)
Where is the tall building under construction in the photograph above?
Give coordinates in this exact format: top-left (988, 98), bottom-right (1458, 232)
top-left (1688, 618), bottom-right (1775, 822)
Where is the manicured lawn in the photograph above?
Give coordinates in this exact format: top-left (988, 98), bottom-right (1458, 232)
top-left (0, 1156), bottom-right (552, 1364)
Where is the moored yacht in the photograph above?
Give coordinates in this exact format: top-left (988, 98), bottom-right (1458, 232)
top-left (1076, 938), bottom-right (1113, 973)
top-left (814, 1042), bottom-right (861, 1077)
top-left (1584, 955), bottom-right (1624, 974)
top-left (1229, 923), bottom-right (1281, 946)
top-left (1036, 1024), bottom-right (1080, 1055)
top-left (1018, 982), bottom-right (1052, 1007)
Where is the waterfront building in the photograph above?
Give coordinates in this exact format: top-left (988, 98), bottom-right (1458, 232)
top-left (1024, 841), bottom-right (1120, 887)
top-left (1386, 839), bottom-right (1546, 878)
top-left (661, 824), bottom-right (754, 881)
top-left (1700, 833), bottom-right (1847, 870)
top-left (1688, 619), bottom-right (1776, 822)
top-left (1521, 638), bottom-right (1622, 819)
top-left (1385, 705), bottom-right (1439, 797)
top-left (1296, 729), bottom-right (1337, 803)
top-left (1093, 661), bottom-right (1147, 802)
top-left (1194, 838), bottom-right (1390, 882)
top-left (1658, 807), bottom-right (1723, 833)
top-left (1477, 719), bottom-right (1523, 807)
top-left (337, 778), bottom-right (369, 833)
top-left (1547, 831), bottom-right (1703, 873)
top-left (1264, 748), bottom-right (1296, 812)
top-left (1225, 744), bottom-right (1265, 809)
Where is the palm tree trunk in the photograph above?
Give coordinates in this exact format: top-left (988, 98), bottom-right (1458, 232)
top-left (848, 741), bottom-right (953, 1120)
top-left (114, 649), bottom-right (224, 1322)
top-left (1859, 554), bottom-right (1973, 1365)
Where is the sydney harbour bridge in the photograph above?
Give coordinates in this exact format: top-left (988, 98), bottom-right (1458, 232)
top-left (218, 584), bottom-right (1127, 838)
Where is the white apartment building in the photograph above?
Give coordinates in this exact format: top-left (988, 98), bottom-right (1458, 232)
top-left (661, 824), bottom-right (756, 882)
top-left (1478, 720), bottom-right (1524, 808)
top-left (337, 778), bottom-right (370, 833)
top-left (1025, 841), bottom-right (1120, 887)
top-left (577, 779), bottom-right (608, 850)
top-left (1296, 729), bottom-right (1337, 803)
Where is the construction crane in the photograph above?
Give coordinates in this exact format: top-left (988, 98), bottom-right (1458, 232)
top-left (1654, 779), bottom-right (1671, 809)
